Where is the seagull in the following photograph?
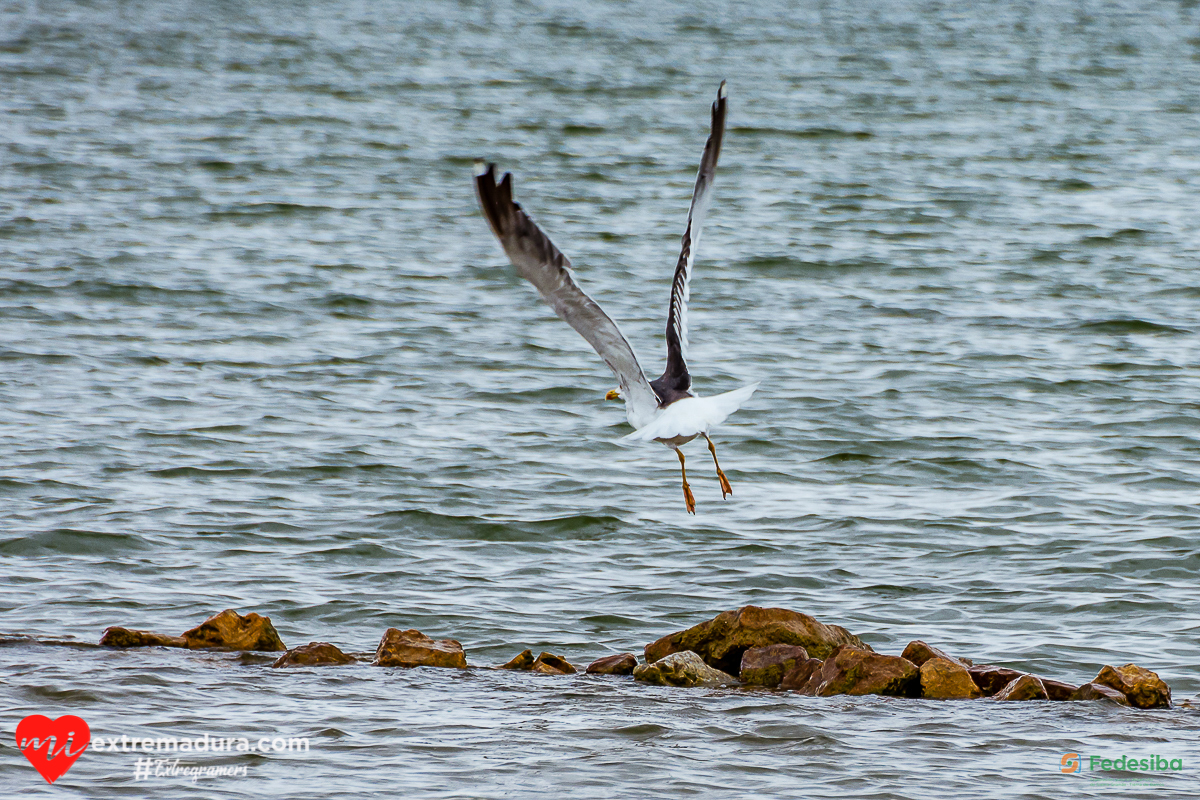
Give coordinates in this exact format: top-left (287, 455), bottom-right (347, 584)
top-left (474, 81), bottom-right (757, 514)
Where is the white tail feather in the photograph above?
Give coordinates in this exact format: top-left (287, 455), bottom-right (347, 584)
top-left (622, 383), bottom-right (759, 443)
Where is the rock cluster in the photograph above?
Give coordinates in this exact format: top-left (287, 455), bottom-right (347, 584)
top-left (96, 605), bottom-right (1174, 710)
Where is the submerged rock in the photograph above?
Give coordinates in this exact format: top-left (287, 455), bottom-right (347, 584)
top-left (182, 609), bottom-right (286, 652)
top-left (967, 665), bottom-right (1024, 697)
top-left (739, 644), bottom-right (810, 688)
top-left (99, 627), bottom-right (186, 649)
top-left (271, 642), bottom-right (356, 668)
top-left (993, 674), bottom-right (1048, 701)
top-left (586, 653), bottom-right (638, 675)
top-left (531, 652), bottom-right (576, 674)
top-left (632, 651), bottom-right (738, 688)
top-left (644, 606), bottom-right (869, 675)
top-left (795, 645), bottom-right (920, 697)
top-left (778, 657), bottom-right (825, 691)
top-left (919, 657), bottom-right (981, 700)
top-left (1069, 682), bottom-right (1131, 706)
top-left (497, 649), bottom-right (535, 670)
top-left (1092, 664), bottom-right (1171, 709)
top-left (373, 628), bottom-right (467, 669)
top-left (1041, 678), bottom-right (1078, 701)
top-left (901, 640), bottom-right (971, 668)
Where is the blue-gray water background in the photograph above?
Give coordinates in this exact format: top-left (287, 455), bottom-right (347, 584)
top-left (2, 0), bottom-right (1199, 797)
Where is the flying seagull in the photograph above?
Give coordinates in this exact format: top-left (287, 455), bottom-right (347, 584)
top-left (474, 81), bottom-right (757, 513)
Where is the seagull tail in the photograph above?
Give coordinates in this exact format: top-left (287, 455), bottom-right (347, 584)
top-left (621, 382), bottom-right (759, 443)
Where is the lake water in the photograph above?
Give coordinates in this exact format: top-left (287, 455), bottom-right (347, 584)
top-left (2, 0), bottom-right (1199, 796)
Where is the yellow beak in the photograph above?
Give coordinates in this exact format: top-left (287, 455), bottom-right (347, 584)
top-left (605, 389), bottom-right (620, 401)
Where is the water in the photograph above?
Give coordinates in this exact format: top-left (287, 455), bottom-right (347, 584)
top-left (2, 0), bottom-right (1199, 796)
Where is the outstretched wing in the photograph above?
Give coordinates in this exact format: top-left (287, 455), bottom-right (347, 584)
top-left (661, 80), bottom-right (727, 392)
top-left (475, 162), bottom-right (660, 427)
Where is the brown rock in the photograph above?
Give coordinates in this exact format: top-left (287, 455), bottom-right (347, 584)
top-left (271, 642), bottom-right (356, 668)
top-left (778, 658), bottom-right (824, 690)
top-left (968, 665), bottom-right (1024, 696)
top-left (993, 674), bottom-right (1048, 701)
top-left (632, 651), bottom-right (738, 688)
top-left (1041, 678), bottom-right (1078, 701)
top-left (795, 645), bottom-right (920, 697)
top-left (901, 640), bottom-right (971, 668)
top-left (373, 628), bottom-right (467, 668)
top-left (1092, 664), bottom-right (1171, 709)
top-left (739, 644), bottom-right (810, 687)
top-left (920, 657), bottom-right (981, 700)
top-left (586, 653), bottom-right (638, 675)
top-left (498, 649), bottom-right (535, 670)
top-left (1068, 682), bottom-right (1131, 706)
top-left (530, 652), bottom-right (576, 674)
top-left (644, 606), bottom-right (870, 675)
top-left (99, 627), bottom-right (186, 649)
top-left (181, 609), bottom-right (286, 652)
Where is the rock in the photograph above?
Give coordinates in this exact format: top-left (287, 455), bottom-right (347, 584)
top-left (498, 649), bottom-right (535, 670)
top-left (644, 606), bottom-right (870, 675)
top-left (99, 627), bottom-right (186, 649)
top-left (373, 628), bottom-right (467, 669)
top-left (271, 642), bottom-right (356, 668)
top-left (632, 651), bottom-right (738, 688)
top-left (739, 644), bottom-right (810, 688)
top-left (1041, 678), bottom-right (1078, 701)
top-left (901, 640), bottom-right (971, 668)
top-left (1092, 664), bottom-right (1171, 709)
top-left (586, 653), bottom-right (638, 675)
top-left (181, 609), bottom-right (286, 652)
top-left (795, 645), bottom-right (920, 697)
top-left (920, 657), bottom-right (981, 700)
top-left (531, 652), bottom-right (576, 674)
top-left (1068, 682), bottom-right (1131, 706)
top-left (779, 658), bottom-right (824, 690)
top-left (993, 674), bottom-right (1048, 701)
top-left (968, 665), bottom-right (1024, 696)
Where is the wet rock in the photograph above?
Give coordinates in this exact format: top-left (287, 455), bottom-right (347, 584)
top-left (271, 642), bottom-right (356, 668)
top-left (901, 640), bottom-right (971, 668)
top-left (498, 649), bottom-right (535, 670)
top-left (795, 645), bottom-right (920, 697)
top-left (632, 651), bottom-right (738, 688)
top-left (586, 653), bottom-right (638, 675)
top-left (531, 652), bottom-right (576, 674)
top-left (919, 657), bottom-right (981, 700)
top-left (739, 644), bottom-right (810, 688)
top-left (373, 628), bottom-right (467, 669)
top-left (1068, 682), bottom-right (1131, 706)
top-left (99, 627), bottom-right (186, 649)
top-left (1092, 664), bottom-right (1171, 709)
top-left (968, 665), bottom-right (1024, 696)
top-left (181, 609), bottom-right (286, 652)
top-left (644, 606), bottom-right (870, 675)
top-left (993, 674), bottom-right (1048, 701)
top-left (778, 657), bottom-right (824, 691)
top-left (1041, 678), bottom-right (1078, 702)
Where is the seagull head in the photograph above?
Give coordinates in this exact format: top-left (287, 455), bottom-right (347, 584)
top-left (605, 387), bottom-right (622, 401)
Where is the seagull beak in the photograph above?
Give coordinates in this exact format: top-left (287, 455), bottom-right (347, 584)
top-left (605, 389), bottom-right (620, 401)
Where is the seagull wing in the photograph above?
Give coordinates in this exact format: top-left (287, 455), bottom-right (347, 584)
top-left (475, 162), bottom-right (660, 427)
top-left (661, 80), bottom-right (727, 392)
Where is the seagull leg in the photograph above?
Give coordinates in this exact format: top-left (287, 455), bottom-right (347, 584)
top-left (676, 448), bottom-right (696, 514)
top-left (702, 433), bottom-right (733, 499)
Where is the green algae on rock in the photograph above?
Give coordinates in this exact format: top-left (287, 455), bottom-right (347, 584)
top-left (633, 651), bottom-right (738, 688)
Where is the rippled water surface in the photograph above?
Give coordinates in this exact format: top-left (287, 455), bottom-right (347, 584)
top-left (3, 0), bottom-right (1200, 796)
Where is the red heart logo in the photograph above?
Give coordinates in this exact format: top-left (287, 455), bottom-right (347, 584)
top-left (16, 714), bottom-right (90, 784)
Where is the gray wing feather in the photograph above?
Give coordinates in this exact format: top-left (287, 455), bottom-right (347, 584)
top-left (475, 163), bottom-right (660, 427)
top-left (662, 80), bottom-right (727, 387)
